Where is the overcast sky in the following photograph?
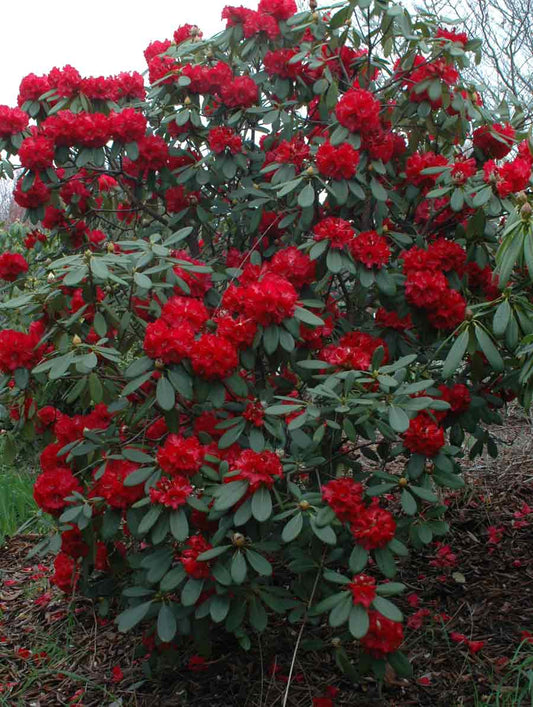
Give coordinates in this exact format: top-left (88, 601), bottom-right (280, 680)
top-left (0, 0), bottom-right (258, 106)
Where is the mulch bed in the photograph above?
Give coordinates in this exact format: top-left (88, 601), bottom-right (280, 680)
top-left (1, 411), bottom-right (533, 706)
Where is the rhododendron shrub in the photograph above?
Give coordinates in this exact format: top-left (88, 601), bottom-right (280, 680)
top-left (1, 0), bottom-right (533, 683)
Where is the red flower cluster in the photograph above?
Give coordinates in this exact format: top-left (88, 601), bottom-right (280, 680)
top-left (264, 136), bottom-right (310, 171)
top-left (321, 331), bottom-right (388, 371)
top-left (227, 449), bottom-right (283, 492)
top-left (360, 611), bottom-right (403, 657)
top-left (157, 435), bottom-right (205, 476)
top-left (0, 105), bottom-right (28, 137)
top-left (483, 149), bottom-right (533, 197)
top-left (474, 123), bottom-right (515, 159)
top-left (0, 253), bottom-right (29, 281)
top-left (208, 126), bottom-right (243, 154)
top-left (335, 89), bottom-right (382, 134)
top-left (92, 459), bottom-right (144, 509)
top-left (33, 467), bottom-right (82, 516)
top-left (313, 217), bottom-right (354, 249)
top-left (348, 574), bottom-right (377, 608)
top-left (349, 230), bottom-right (390, 269)
top-left (180, 535), bottom-right (212, 579)
top-left (269, 247), bottom-right (316, 289)
top-left (316, 141), bottom-right (360, 180)
top-left (51, 552), bottom-right (79, 593)
top-left (403, 413), bottom-right (445, 457)
top-left (0, 321), bottom-right (45, 373)
top-left (149, 475), bottom-right (193, 509)
top-left (376, 308), bottom-right (413, 331)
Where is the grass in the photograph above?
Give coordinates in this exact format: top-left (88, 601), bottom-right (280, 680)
top-left (475, 643), bottom-right (533, 706)
top-left (0, 439), bottom-right (47, 543)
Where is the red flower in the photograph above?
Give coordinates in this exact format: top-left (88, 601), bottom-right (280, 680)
top-left (405, 151), bottom-right (448, 188)
top-left (258, 0), bottom-right (296, 20)
top-left (19, 135), bottom-right (55, 171)
top-left (14, 176), bottom-right (50, 209)
top-left (110, 108), bottom-right (147, 143)
top-left (91, 459), bottom-right (145, 509)
top-left (243, 401), bottom-right (265, 427)
top-left (349, 231), bottom-right (390, 269)
top-left (220, 76), bottom-right (258, 109)
top-left (33, 468), bottom-right (82, 516)
top-left (313, 217), bottom-right (354, 249)
top-left (188, 654), bottom-right (208, 671)
top-left (51, 552), bottom-right (79, 593)
top-left (0, 105), bottom-right (29, 136)
top-left (157, 435), bottom-right (205, 476)
top-left (436, 27), bottom-right (468, 45)
top-left (208, 126), bottom-right (243, 154)
top-left (335, 89), bottom-right (381, 134)
top-left (149, 475), bottom-right (193, 508)
top-left (404, 270), bottom-right (448, 309)
top-left (190, 334), bottom-right (239, 380)
top-left (360, 611), bottom-right (403, 658)
top-left (143, 319), bottom-right (195, 364)
top-left (403, 413), bottom-right (445, 457)
top-left (322, 477), bottom-right (363, 522)
top-left (61, 526), bottom-right (88, 559)
top-left (376, 308), bottom-right (413, 331)
top-left (264, 49), bottom-right (303, 79)
top-left (316, 141), bottom-right (360, 180)
top-left (227, 449), bottom-right (283, 493)
top-left (269, 247), bottom-right (316, 289)
top-left (351, 503), bottom-right (396, 550)
top-left (241, 273), bottom-right (298, 325)
top-left (322, 331), bottom-right (388, 371)
top-left (348, 574), bottom-right (376, 608)
top-left (426, 289), bottom-right (466, 330)
top-left (474, 123), bottom-right (515, 159)
top-left (0, 253), bottom-right (29, 281)
top-left (181, 535), bottom-right (212, 579)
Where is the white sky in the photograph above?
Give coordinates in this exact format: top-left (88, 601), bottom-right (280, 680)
top-left (0, 0), bottom-right (258, 106)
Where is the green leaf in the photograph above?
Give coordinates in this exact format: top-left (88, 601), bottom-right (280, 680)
top-left (410, 486), bottom-right (438, 503)
top-left (160, 566), bottom-right (186, 592)
top-left (372, 596), bottom-right (403, 622)
top-left (349, 604), bottom-right (369, 638)
top-left (249, 597), bottom-right (268, 632)
top-left (293, 306), bottom-right (325, 327)
top-left (169, 508), bottom-right (189, 541)
top-left (298, 182), bottom-right (315, 208)
top-left (329, 593), bottom-right (352, 627)
top-left (401, 490), bottom-right (417, 515)
top-left (388, 406), bottom-right (410, 433)
top-left (376, 582), bottom-right (405, 597)
top-left (181, 578), bottom-right (204, 606)
top-left (326, 248), bottom-right (343, 274)
top-left (313, 592), bottom-right (345, 615)
top-left (230, 551), bottom-right (247, 584)
top-left (493, 300), bottom-right (511, 338)
top-left (210, 595), bottom-right (230, 623)
top-left (370, 178), bottom-right (388, 201)
top-left (156, 376), bottom-right (175, 411)
top-left (442, 329), bottom-right (469, 379)
top-left (450, 188), bottom-right (464, 212)
top-left (475, 326), bottom-right (504, 371)
top-left (157, 604), bottom-right (177, 642)
top-left (214, 480), bottom-right (249, 511)
top-left (218, 420), bottom-right (245, 449)
top-left (263, 325), bottom-right (280, 355)
top-left (388, 651), bottom-right (413, 678)
top-left (349, 545), bottom-right (368, 573)
top-left (251, 486), bottom-right (272, 522)
top-left (116, 600), bottom-right (153, 632)
top-left (310, 517), bottom-right (336, 545)
top-left (374, 547), bottom-right (397, 578)
top-left (282, 513), bottom-right (303, 542)
top-left (138, 506), bottom-right (162, 535)
top-left (245, 549), bottom-right (272, 576)
top-left (197, 545), bottom-right (231, 561)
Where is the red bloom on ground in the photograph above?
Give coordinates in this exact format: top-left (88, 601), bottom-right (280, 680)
top-left (349, 230), bottom-right (390, 268)
top-left (188, 655), bottom-right (208, 671)
top-left (336, 89), bottom-right (381, 134)
top-left (227, 449), bottom-right (283, 493)
top-left (316, 141), bottom-right (360, 180)
top-left (33, 468), bottom-right (82, 516)
top-left (0, 253), bottom-right (29, 281)
top-left (111, 666), bottom-right (124, 683)
top-left (149, 475), bottom-right (193, 508)
top-left (360, 610), bottom-right (403, 657)
top-left (403, 413), bottom-right (445, 457)
top-left (157, 434), bottom-right (205, 476)
top-left (313, 217), bottom-right (355, 249)
top-left (180, 535), bottom-right (212, 579)
top-left (348, 574), bottom-right (377, 608)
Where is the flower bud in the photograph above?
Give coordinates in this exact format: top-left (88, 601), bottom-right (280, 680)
top-left (299, 500), bottom-right (311, 510)
top-left (184, 96), bottom-right (192, 106)
top-left (106, 242), bottom-right (115, 253)
top-left (521, 202), bottom-right (532, 219)
top-left (155, 359), bottom-right (165, 370)
top-left (398, 477), bottom-right (408, 487)
top-left (465, 308), bottom-right (474, 320)
top-left (47, 272), bottom-right (56, 283)
top-left (232, 533), bottom-right (246, 547)
top-left (72, 334), bottom-right (82, 346)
